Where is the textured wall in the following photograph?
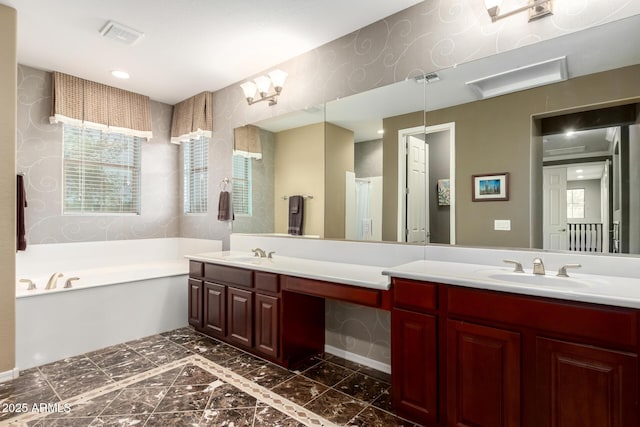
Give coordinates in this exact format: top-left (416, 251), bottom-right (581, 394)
top-left (355, 139), bottom-right (383, 178)
top-left (0, 4), bottom-right (17, 374)
top-left (16, 65), bottom-right (180, 244)
top-left (274, 123), bottom-right (325, 236)
top-left (231, 129), bottom-right (275, 234)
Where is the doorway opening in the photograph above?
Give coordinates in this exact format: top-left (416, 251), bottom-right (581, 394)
top-left (537, 103), bottom-right (639, 253)
top-left (397, 123), bottom-right (455, 244)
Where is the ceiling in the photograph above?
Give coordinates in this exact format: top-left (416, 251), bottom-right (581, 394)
top-left (0, 0), bottom-right (422, 104)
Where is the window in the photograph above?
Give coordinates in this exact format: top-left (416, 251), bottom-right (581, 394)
top-left (184, 137), bottom-right (209, 214)
top-left (232, 154), bottom-right (252, 216)
top-left (567, 188), bottom-right (585, 219)
top-left (63, 125), bottom-right (141, 214)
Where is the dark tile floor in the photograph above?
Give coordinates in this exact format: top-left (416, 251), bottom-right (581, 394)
top-left (0, 327), bottom-right (418, 426)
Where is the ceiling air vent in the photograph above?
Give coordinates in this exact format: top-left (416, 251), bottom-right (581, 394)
top-left (100, 20), bottom-right (144, 45)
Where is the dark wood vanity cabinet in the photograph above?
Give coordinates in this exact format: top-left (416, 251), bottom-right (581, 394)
top-left (187, 261), bottom-right (324, 367)
top-left (535, 337), bottom-right (638, 427)
top-left (446, 319), bottom-right (521, 427)
top-left (187, 278), bottom-right (203, 328)
top-left (203, 281), bottom-right (225, 338)
top-left (391, 277), bottom-right (640, 427)
top-left (391, 279), bottom-right (439, 424)
top-left (227, 286), bottom-right (253, 347)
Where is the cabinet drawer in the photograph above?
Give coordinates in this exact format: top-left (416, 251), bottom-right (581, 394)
top-left (189, 261), bottom-right (204, 278)
top-left (393, 279), bottom-right (437, 312)
top-left (283, 276), bottom-right (381, 308)
top-left (255, 271), bottom-right (279, 294)
top-left (205, 263), bottom-right (253, 288)
top-left (448, 287), bottom-right (638, 348)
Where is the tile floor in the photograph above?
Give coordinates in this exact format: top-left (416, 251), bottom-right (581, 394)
top-left (0, 327), bottom-right (418, 426)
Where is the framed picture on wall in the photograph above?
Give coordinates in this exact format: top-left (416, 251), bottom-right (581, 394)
top-left (437, 179), bottom-right (450, 206)
top-left (472, 172), bottom-right (509, 201)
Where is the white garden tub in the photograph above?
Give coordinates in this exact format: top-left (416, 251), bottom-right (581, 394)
top-left (15, 238), bottom-right (221, 369)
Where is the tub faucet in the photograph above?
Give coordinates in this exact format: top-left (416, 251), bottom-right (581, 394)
top-left (532, 258), bottom-right (545, 275)
top-left (45, 273), bottom-right (63, 290)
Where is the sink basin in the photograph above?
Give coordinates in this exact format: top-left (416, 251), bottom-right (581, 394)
top-left (487, 272), bottom-right (590, 288)
top-left (222, 255), bottom-right (262, 264)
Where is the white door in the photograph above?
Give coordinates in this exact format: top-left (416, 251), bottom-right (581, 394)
top-left (543, 166), bottom-right (568, 250)
top-left (600, 161), bottom-right (610, 253)
top-left (406, 135), bottom-right (430, 243)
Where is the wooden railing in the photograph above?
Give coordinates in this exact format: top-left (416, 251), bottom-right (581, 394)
top-left (568, 223), bottom-right (603, 252)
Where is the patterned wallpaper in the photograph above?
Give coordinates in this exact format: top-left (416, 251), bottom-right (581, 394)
top-left (17, 65), bottom-right (180, 244)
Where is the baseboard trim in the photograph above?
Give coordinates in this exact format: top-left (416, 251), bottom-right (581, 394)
top-left (0, 367), bottom-right (19, 383)
top-left (324, 345), bottom-right (391, 374)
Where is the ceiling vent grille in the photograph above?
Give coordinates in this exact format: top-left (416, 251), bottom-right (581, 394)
top-left (100, 21), bottom-right (144, 45)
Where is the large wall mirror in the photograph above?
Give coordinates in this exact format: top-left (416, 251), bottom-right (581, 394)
top-left (232, 14), bottom-right (640, 256)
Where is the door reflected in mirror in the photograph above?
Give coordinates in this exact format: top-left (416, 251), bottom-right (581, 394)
top-left (541, 103), bottom-right (639, 254)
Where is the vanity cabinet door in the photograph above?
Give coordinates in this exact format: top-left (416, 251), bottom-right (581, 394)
top-left (227, 287), bottom-right (253, 347)
top-left (188, 279), bottom-right (203, 328)
top-left (391, 308), bottom-right (438, 424)
top-left (254, 293), bottom-right (280, 359)
top-left (446, 319), bottom-right (521, 427)
top-left (203, 282), bottom-right (226, 338)
top-left (536, 337), bottom-right (638, 427)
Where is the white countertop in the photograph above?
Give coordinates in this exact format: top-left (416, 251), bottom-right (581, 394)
top-left (382, 260), bottom-right (640, 309)
top-left (186, 251), bottom-right (390, 290)
top-left (185, 251), bottom-right (640, 309)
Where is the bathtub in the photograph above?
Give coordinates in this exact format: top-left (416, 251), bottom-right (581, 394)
top-left (15, 238), bottom-right (222, 370)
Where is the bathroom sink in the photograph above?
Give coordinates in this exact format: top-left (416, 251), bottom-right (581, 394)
top-left (222, 255), bottom-right (262, 264)
top-left (486, 272), bottom-right (590, 288)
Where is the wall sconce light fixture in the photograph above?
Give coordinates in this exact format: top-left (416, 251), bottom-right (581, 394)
top-left (240, 69), bottom-right (288, 106)
top-left (485, 0), bottom-right (552, 22)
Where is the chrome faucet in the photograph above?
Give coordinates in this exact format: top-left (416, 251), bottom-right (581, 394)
top-left (252, 248), bottom-right (267, 258)
top-left (557, 264), bottom-right (581, 277)
top-left (19, 279), bottom-right (36, 290)
top-left (45, 273), bottom-right (63, 290)
top-left (532, 258), bottom-right (545, 275)
top-left (503, 259), bottom-right (524, 273)
top-left (64, 277), bottom-right (80, 288)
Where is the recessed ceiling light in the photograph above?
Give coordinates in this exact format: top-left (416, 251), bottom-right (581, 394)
top-left (577, 175), bottom-right (584, 179)
top-left (377, 129), bottom-right (384, 135)
top-left (566, 130), bottom-right (575, 137)
top-left (576, 169), bottom-right (583, 173)
top-left (111, 70), bottom-right (130, 79)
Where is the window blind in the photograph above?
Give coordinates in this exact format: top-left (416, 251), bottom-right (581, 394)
top-left (567, 188), bottom-right (585, 219)
top-left (184, 136), bottom-right (209, 214)
top-left (232, 154), bottom-right (252, 216)
top-left (63, 125), bottom-right (141, 214)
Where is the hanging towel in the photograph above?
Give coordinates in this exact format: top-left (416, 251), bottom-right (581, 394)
top-left (217, 190), bottom-right (234, 221)
top-left (17, 174), bottom-right (27, 251)
top-left (288, 195), bottom-right (304, 235)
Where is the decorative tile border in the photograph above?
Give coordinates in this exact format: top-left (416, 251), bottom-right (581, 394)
top-left (5, 355), bottom-right (338, 427)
